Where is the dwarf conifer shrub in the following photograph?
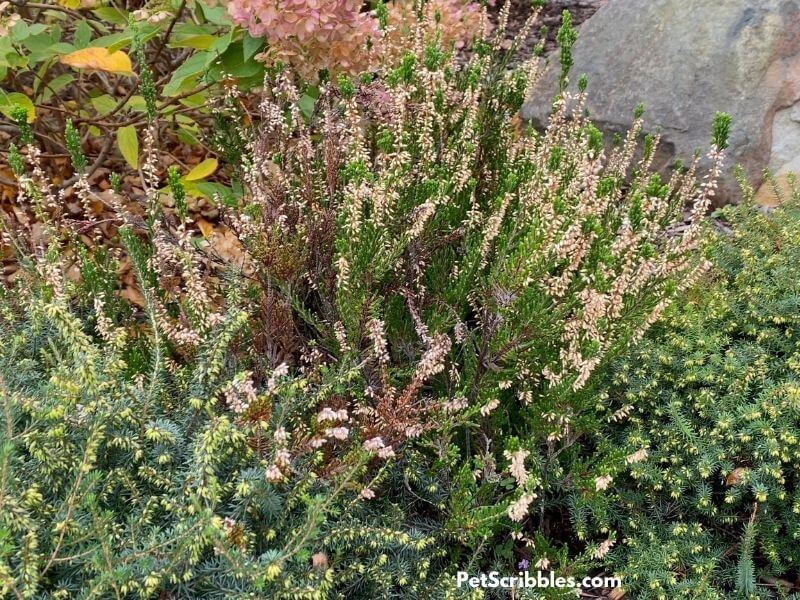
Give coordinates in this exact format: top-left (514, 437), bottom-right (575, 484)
top-left (593, 192), bottom-right (800, 599)
top-left (0, 232), bottom-right (458, 599)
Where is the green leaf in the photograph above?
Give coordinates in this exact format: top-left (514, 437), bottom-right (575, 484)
top-left (178, 92), bottom-right (208, 108)
top-left (190, 181), bottom-right (237, 205)
top-left (74, 20), bottom-right (92, 49)
top-left (91, 94), bottom-right (117, 114)
top-left (176, 125), bottom-right (201, 146)
top-left (163, 51), bottom-right (211, 96)
top-left (298, 93), bottom-right (315, 120)
top-left (169, 24), bottom-right (219, 50)
top-left (126, 95), bottom-right (148, 112)
top-left (198, 3), bottom-right (232, 25)
top-left (92, 26), bottom-right (158, 54)
top-left (168, 34), bottom-right (217, 50)
top-left (0, 92), bottom-right (35, 123)
top-left (39, 73), bottom-right (74, 102)
top-left (243, 34), bottom-right (264, 61)
top-left (208, 30), bottom-right (233, 56)
top-left (92, 6), bottom-right (129, 25)
top-left (208, 41), bottom-right (263, 80)
top-left (10, 21), bottom-right (31, 42)
top-left (48, 43), bottom-right (76, 55)
top-left (117, 125), bottom-right (139, 170)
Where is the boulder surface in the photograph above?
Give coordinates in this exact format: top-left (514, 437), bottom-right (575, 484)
top-left (521, 0), bottom-right (800, 204)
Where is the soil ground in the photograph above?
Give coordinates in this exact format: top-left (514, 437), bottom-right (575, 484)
top-left (492, 0), bottom-right (606, 58)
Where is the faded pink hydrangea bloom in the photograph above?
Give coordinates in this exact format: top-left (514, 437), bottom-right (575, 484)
top-left (222, 0), bottom-right (486, 81)
top-left (225, 0), bottom-right (380, 80)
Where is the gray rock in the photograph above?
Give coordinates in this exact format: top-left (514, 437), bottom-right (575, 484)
top-left (521, 0), bottom-right (800, 204)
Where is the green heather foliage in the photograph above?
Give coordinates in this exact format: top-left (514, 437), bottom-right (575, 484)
top-left (595, 194), bottom-right (800, 599)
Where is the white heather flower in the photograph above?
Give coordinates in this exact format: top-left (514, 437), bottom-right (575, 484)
top-left (265, 465), bottom-right (283, 482)
top-left (224, 372), bottom-right (258, 414)
top-left (325, 427), bottom-right (349, 440)
top-left (368, 318), bottom-right (390, 364)
top-left (414, 334), bottom-right (451, 381)
top-left (505, 449), bottom-right (530, 486)
top-left (360, 488), bottom-right (376, 500)
top-left (610, 405), bottom-right (633, 422)
top-left (333, 321), bottom-right (350, 352)
top-left (454, 322), bottom-right (468, 343)
top-left (591, 539), bottom-right (615, 560)
top-left (442, 396), bottom-right (468, 413)
top-left (508, 493), bottom-right (535, 522)
top-left (93, 297), bottom-right (115, 341)
top-left (147, 10), bottom-right (171, 23)
top-left (517, 389), bottom-right (533, 405)
top-left (408, 200), bottom-right (437, 238)
top-left (274, 427), bottom-right (290, 445)
top-left (595, 475), bottom-right (613, 491)
top-left (266, 363), bottom-right (289, 393)
top-left (363, 437), bottom-right (385, 452)
top-left (317, 407), bottom-right (348, 422)
top-left (535, 557), bottom-right (550, 570)
top-left (625, 449), bottom-right (649, 464)
top-left (336, 255), bottom-right (350, 290)
top-left (310, 438), bottom-right (327, 448)
top-left (377, 445), bottom-right (395, 459)
top-left (405, 424), bottom-right (424, 438)
top-left (480, 398), bottom-right (500, 417)
top-left (499, 380), bottom-right (512, 390)
top-left (275, 448), bottom-right (292, 467)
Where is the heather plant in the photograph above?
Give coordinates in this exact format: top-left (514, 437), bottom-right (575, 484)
top-left (588, 187), bottom-right (800, 599)
top-left (219, 4), bottom-right (728, 576)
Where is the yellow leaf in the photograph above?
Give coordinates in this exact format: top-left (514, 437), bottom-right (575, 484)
top-left (184, 158), bottom-right (218, 181)
top-left (60, 47), bottom-right (133, 75)
top-left (57, 0), bottom-right (98, 6)
top-left (0, 93), bottom-right (36, 123)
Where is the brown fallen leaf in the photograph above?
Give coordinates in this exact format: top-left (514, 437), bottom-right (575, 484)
top-left (726, 467), bottom-right (748, 487)
top-left (119, 286), bottom-right (145, 308)
top-left (196, 217), bottom-right (214, 238)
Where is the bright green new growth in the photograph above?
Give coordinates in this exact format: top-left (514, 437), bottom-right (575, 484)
top-left (167, 166), bottom-right (188, 223)
top-left (65, 119), bottom-right (87, 172)
top-left (712, 111), bottom-right (732, 150)
top-left (557, 10), bottom-right (578, 91)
